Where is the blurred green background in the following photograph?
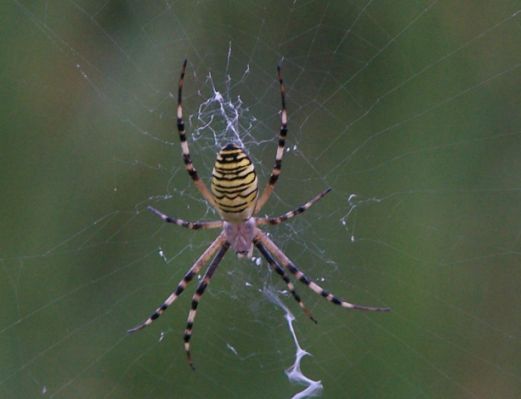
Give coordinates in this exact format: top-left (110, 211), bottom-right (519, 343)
top-left (2, 1), bottom-right (521, 398)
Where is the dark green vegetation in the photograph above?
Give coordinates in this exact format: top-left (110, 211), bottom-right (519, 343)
top-left (1, 1), bottom-right (521, 398)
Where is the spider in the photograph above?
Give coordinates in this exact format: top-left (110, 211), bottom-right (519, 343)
top-left (128, 60), bottom-right (391, 369)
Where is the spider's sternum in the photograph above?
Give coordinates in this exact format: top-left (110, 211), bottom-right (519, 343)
top-left (211, 143), bottom-right (258, 223)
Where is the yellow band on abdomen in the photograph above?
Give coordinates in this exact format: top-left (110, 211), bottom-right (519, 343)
top-left (211, 144), bottom-right (258, 222)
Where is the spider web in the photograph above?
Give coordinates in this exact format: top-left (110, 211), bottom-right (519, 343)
top-left (2, 1), bottom-right (521, 398)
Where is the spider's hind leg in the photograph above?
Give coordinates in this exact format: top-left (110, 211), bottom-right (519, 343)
top-left (254, 65), bottom-right (288, 214)
top-left (176, 60), bottom-right (219, 210)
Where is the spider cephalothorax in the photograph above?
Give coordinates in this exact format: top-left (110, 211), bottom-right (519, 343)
top-left (129, 60), bottom-right (390, 369)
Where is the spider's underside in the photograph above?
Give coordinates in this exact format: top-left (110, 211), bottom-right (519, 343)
top-left (129, 60), bottom-right (391, 369)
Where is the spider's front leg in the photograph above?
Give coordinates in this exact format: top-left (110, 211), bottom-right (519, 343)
top-left (254, 229), bottom-right (391, 313)
top-left (128, 233), bottom-right (227, 333)
top-left (256, 241), bottom-right (317, 323)
top-left (183, 242), bottom-right (230, 370)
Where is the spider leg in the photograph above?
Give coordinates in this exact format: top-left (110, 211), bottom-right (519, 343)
top-left (254, 65), bottom-right (288, 214)
top-left (256, 188), bottom-right (331, 226)
top-left (177, 59), bottom-right (219, 210)
top-left (254, 230), bottom-right (391, 312)
top-left (128, 233), bottom-right (227, 333)
top-left (147, 206), bottom-right (223, 230)
top-left (184, 242), bottom-right (230, 370)
top-left (255, 241), bottom-right (317, 323)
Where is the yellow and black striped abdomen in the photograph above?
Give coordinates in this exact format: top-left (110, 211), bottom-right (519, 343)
top-left (211, 144), bottom-right (258, 222)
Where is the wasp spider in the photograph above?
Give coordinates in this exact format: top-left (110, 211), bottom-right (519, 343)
top-left (129, 60), bottom-right (391, 369)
